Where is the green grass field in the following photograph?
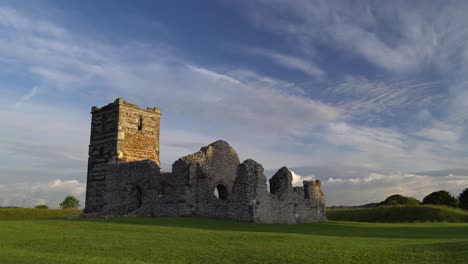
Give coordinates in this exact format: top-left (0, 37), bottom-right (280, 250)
top-left (1, 208), bottom-right (468, 263)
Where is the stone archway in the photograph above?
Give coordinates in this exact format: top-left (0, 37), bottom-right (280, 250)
top-left (213, 184), bottom-right (228, 200)
top-left (131, 186), bottom-right (143, 209)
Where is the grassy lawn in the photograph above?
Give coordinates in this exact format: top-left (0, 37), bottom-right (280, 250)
top-left (1, 209), bottom-right (468, 263)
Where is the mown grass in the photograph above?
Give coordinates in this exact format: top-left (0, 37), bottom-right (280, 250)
top-left (1, 209), bottom-right (468, 263)
top-left (0, 208), bottom-right (82, 220)
top-left (327, 205), bottom-right (468, 223)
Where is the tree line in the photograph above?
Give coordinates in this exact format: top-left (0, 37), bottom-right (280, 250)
top-left (381, 188), bottom-right (468, 209)
top-left (33, 195), bottom-right (80, 210)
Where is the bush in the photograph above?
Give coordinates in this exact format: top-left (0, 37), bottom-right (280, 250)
top-left (459, 188), bottom-right (468, 210)
top-left (34, 205), bottom-right (48, 209)
top-left (59, 196), bottom-right (80, 209)
top-left (380, 194), bottom-right (420, 206)
top-left (422, 190), bottom-right (458, 207)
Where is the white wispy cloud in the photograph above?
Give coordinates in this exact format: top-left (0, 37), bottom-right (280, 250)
top-left (323, 76), bottom-right (444, 124)
top-left (326, 122), bottom-right (405, 152)
top-left (240, 0), bottom-right (468, 127)
top-left (416, 121), bottom-right (463, 145)
top-left (323, 120), bottom-right (468, 173)
top-left (284, 169), bottom-right (468, 207)
top-left (241, 0), bottom-right (445, 73)
top-left (324, 172), bottom-right (468, 206)
top-left (0, 99), bottom-right (89, 186)
top-left (97, 61), bottom-right (342, 137)
top-left (0, 5), bottom-right (341, 135)
top-left (0, 5), bottom-right (342, 204)
top-left (16, 86), bottom-right (38, 106)
top-left (289, 170), bottom-right (315, 186)
top-left (248, 48), bottom-right (325, 78)
top-left (0, 6), bottom-right (66, 37)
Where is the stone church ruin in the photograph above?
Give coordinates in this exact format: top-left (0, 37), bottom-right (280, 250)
top-left (84, 98), bottom-right (326, 224)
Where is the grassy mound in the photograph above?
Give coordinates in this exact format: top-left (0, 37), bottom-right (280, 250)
top-left (327, 205), bottom-right (468, 222)
top-left (1, 216), bottom-right (468, 263)
top-left (380, 194), bottom-right (420, 206)
top-left (0, 208), bottom-right (82, 221)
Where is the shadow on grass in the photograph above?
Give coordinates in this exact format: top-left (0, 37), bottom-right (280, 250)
top-left (78, 216), bottom-right (468, 239)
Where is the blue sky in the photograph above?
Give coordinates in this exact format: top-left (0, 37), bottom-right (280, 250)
top-left (2, 0), bottom-right (468, 207)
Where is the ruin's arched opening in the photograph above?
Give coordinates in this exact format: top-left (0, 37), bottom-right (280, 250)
top-left (213, 184), bottom-right (228, 200)
top-left (131, 186), bottom-right (143, 209)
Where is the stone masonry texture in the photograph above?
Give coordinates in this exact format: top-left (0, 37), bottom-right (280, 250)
top-left (84, 99), bottom-right (326, 224)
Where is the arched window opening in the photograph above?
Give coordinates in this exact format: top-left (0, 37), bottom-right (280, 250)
top-left (99, 146), bottom-right (105, 155)
top-left (132, 186), bottom-right (143, 209)
top-left (213, 184), bottom-right (228, 200)
top-left (160, 180), bottom-right (167, 195)
top-left (138, 116), bottom-right (143, 131)
top-left (101, 115), bottom-right (106, 131)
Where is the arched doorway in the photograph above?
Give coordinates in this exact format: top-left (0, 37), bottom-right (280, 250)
top-left (213, 184), bottom-right (228, 200)
top-left (131, 186), bottom-right (143, 209)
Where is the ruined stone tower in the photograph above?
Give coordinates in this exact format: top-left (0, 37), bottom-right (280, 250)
top-left (84, 98), bottom-right (161, 212)
top-left (84, 99), bottom-right (326, 223)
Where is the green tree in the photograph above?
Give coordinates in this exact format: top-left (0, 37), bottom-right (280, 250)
top-left (380, 194), bottom-right (420, 206)
top-left (459, 188), bottom-right (468, 210)
top-left (34, 205), bottom-right (48, 209)
top-left (422, 190), bottom-right (458, 207)
top-left (59, 196), bottom-right (80, 209)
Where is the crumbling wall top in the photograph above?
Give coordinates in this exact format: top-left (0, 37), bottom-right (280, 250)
top-left (177, 140), bottom-right (240, 173)
top-left (91, 98), bottom-right (161, 114)
top-left (269, 166), bottom-right (293, 196)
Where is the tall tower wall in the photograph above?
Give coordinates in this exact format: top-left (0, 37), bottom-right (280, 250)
top-left (84, 98), bottom-right (160, 213)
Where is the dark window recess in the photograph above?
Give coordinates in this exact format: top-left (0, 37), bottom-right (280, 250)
top-left (138, 116), bottom-right (143, 131)
top-left (101, 116), bottom-right (106, 131)
top-left (160, 181), bottom-right (167, 195)
top-left (132, 186), bottom-right (143, 209)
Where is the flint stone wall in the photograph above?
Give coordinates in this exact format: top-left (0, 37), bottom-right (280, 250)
top-left (87, 140), bottom-right (326, 224)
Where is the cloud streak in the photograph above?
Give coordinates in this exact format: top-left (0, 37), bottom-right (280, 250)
top-left (324, 172), bottom-right (468, 206)
top-left (242, 0), bottom-right (448, 73)
top-left (248, 48), bottom-right (325, 78)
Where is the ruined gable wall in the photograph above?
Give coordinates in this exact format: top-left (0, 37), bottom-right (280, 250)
top-left (230, 159), bottom-right (270, 222)
top-left (170, 141), bottom-right (248, 220)
top-left (304, 180), bottom-right (326, 218)
top-left (168, 141), bottom-right (327, 224)
top-left (235, 162), bottom-right (327, 224)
